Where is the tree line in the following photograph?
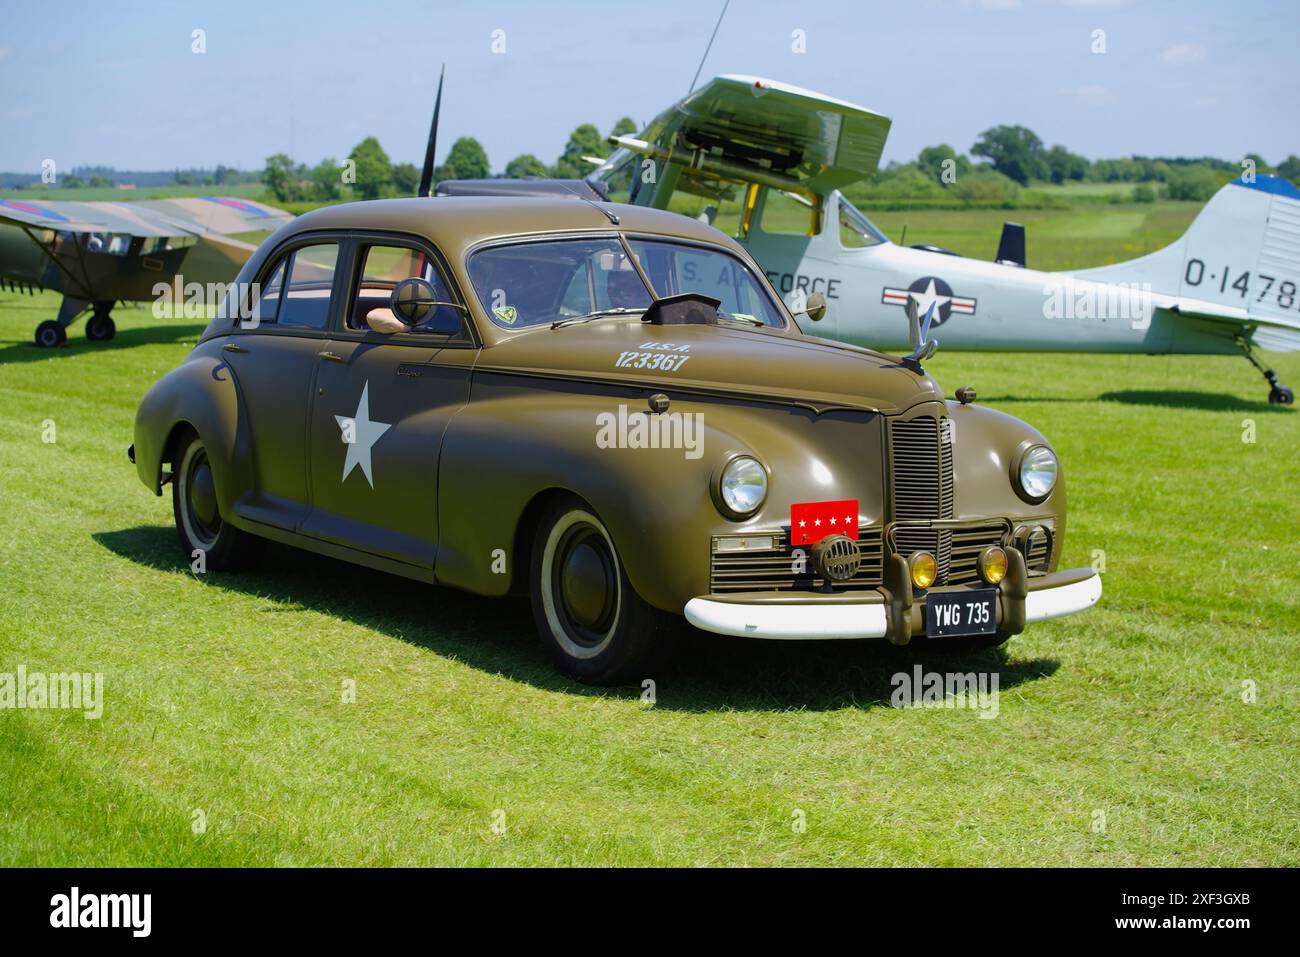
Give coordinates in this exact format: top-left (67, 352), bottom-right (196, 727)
top-left (854, 125), bottom-right (1300, 208)
top-left (261, 118), bottom-right (638, 204)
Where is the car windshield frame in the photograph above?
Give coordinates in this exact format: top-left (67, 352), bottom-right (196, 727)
top-left (465, 231), bottom-right (790, 333)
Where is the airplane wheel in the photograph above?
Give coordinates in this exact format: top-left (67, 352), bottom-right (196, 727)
top-left (1268, 385), bottom-right (1294, 405)
top-left (34, 321), bottom-right (66, 348)
top-left (86, 315), bottom-right (116, 341)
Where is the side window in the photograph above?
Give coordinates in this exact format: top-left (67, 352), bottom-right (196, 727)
top-left (248, 257), bottom-right (285, 326)
top-left (839, 211), bottom-right (868, 248)
top-left (350, 243), bottom-right (462, 335)
top-left (758, 189), bottom-right (815, 237)
top-left (838, 198), bottom-right (887, 249)
top-left (278, 243), bottom-right (338, 330)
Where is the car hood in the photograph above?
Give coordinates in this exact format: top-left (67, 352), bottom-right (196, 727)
top-left (476, 319), bottom-right (943, 415)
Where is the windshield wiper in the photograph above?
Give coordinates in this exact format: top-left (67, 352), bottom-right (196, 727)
top-left (551, 307), bottom-right (643, 329)
top-left (718, 310), bottom-right (764, 326)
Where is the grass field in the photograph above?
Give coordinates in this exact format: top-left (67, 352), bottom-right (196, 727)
top-left (0, 209), bottom-right (1297, 866)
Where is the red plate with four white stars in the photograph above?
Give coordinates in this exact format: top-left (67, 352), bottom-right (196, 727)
top-left (790, 499), bottom-right (859, 546)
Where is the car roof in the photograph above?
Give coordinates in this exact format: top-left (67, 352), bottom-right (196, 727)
top-left (283, 196), bottom-right (745, 256)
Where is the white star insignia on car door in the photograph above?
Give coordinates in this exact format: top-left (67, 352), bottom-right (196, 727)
top-left (335, 381), bottom-right (391, 489)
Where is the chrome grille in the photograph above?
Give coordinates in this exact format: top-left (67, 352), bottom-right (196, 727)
top-left (890, 415), bottom-right (956, 581)
top-left (710, 527), bottom-right (884, 593)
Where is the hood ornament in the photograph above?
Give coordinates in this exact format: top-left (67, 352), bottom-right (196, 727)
top-left (903, 297), bottom-right (939, 369)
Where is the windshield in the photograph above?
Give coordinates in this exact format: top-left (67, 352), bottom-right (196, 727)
top-left (838, 196), bottom-right (888, 247)
top-left (467, 238), bottom-right (653, 330)
top-left (627, 239), bottom-right (785, 327)
top-left (467, 236), bottom-right (786, 330)
top-left (585, 147), bottom-right (636, 202)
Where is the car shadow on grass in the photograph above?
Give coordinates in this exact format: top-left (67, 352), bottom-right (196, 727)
top-left (0, 320), bottom-right (205, 365)
top-left (94, 524), bottom-right (1059, 712)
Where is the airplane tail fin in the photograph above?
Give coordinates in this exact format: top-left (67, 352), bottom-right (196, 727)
top-left (1073, 175), bottom-right (1300, 351)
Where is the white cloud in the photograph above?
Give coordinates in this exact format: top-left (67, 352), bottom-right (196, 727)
top-left (0, 48), bottom-right (12, 65)
top-left (1161, 43), bottom-right (1207, 66)
top-left (1062, 84), bottom-right (1115, 106)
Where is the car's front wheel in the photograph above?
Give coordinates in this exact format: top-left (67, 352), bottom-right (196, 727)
top-left (172, 432), bottom-right (264, 571)
top-left (529, 495), bottom-right (666, 685)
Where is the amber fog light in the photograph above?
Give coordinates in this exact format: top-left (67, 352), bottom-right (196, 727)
top-left (978, 546), bottom-right (1008, 585)
top-left (908, 551), bottom-right (937, 589)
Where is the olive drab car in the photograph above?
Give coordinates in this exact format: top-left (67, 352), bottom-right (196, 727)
top-left (130, 196), bottom-right (1101, 684)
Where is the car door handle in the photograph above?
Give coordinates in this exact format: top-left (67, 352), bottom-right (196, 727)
top-left (223, 342), bottom-right (248, 354)
top-left (318, 351), bottom-right (348, 364)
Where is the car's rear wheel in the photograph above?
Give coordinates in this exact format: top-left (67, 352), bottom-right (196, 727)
top-left (529, 495), bottom-right (666, 684)
top-left (172, 433), bottom-right (264, 571)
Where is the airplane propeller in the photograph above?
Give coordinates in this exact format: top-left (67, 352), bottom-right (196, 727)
top-left (417, 64), bottom-right (445, 198)
top-left (904, 297), bottom-right (939, 366)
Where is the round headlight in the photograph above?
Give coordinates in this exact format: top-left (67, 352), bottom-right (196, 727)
top-left (718, 455), bottom-right (767, 518)
top-left (1017, 445), bottom-right (1058, 501)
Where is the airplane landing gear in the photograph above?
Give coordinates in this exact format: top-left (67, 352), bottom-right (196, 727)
top-left (34, 320), bottom-right (67, 348)
top-left (33, 295), bottom-right (90, 348)
top-left (85, 302), bottom-right (117, 342)
top-left (1237, 336), bottom-right (1294, 405)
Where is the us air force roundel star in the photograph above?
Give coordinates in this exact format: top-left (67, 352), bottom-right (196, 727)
top-left (335, 381), bottom-right (391, 489)
top-left (881, 276), bottom-right (977, 327)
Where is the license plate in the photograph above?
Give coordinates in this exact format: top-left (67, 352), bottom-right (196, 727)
top-left (925, 588), bottom-right (997, 638)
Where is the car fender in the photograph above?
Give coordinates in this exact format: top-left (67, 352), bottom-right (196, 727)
top-left (132, 343), bottom-right (253, 513)
top-left (946, 400), bottom-right (1067, 564)
top-left (436, 375), bottom-right (885, 612)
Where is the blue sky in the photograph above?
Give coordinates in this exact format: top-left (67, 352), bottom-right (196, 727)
top-left (1, 0), bottom-right (1296, 173)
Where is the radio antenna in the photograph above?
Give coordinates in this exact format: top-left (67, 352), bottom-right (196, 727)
top-left (689, 0), bottom-right (730, 94)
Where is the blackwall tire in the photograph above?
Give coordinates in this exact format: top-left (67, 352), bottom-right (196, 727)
top-left (171, 433), bottom-right (264, 572)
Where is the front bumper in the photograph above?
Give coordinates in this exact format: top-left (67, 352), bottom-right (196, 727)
top-left (683, 553), bottom-right (1101, 643)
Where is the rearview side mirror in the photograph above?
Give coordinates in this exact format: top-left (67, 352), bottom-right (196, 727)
top-left (389, 277), bottom-right (438, 326)
top-left (795, 291), bottom-right (827, 322)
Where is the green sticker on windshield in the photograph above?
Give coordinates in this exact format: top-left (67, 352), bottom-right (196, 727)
top-left (732, 312), bottom-right (756, 323)
top-left (493, 305), bottom-right (518, 325)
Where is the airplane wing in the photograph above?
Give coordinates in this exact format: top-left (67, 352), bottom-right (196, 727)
top-left (132, 197), bottom-right (293, 236)
top-left (606, 74), bottom-right (891, 199)
top-left (0, 196), bottom-right (291, 238)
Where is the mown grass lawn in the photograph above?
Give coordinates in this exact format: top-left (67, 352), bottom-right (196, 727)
top-left (0, 266), bottom-right (1297, 865)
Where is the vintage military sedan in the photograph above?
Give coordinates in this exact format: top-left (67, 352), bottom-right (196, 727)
top-left (131, 197), bottom-right (1100, 683)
